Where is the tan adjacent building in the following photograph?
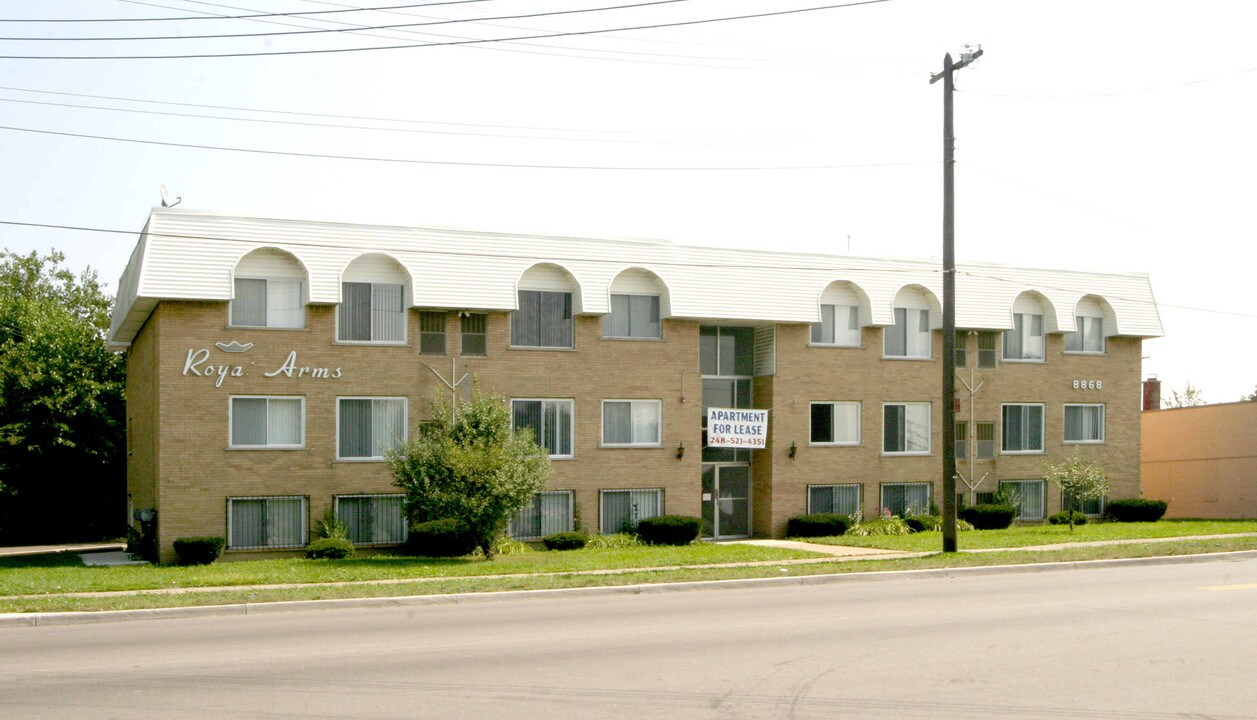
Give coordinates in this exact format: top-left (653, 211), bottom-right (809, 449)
top-left (1142, 401), bottom-right (1257, 518)
top-left (110, 210), bottom-right (1163, 562)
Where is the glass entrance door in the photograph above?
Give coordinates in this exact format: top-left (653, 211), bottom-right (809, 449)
top-left (702, 464), bottom-right (751, 539)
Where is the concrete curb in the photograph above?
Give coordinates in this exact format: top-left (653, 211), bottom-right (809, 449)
top-left (4, 548), bottom-right (1255, 629)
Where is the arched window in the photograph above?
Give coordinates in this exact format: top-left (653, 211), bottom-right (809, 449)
top-left (604, 268), bottom-right (667, 339)
top-left (884, 287), bottom-right (936, 359)
top-left (339, 254), bottom-right (409, 344)
top-left (813, 281), bottom-right (867, 347)
top-left (1004, 292), bottom-right (1049, 361)
top-left (512, 264), bottom-right (578, 348)
top-left (1065, 295), bottom-right (1108, 353)
top-left (231, 248), bottom-right (306, 329)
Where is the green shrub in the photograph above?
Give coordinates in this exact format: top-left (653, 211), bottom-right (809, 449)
top-left (305, 537), bottom-right (355, 559)
top-left (314, 508), bottom-right (350, 541)
top-left (846, 515), bottom-right (913, 536)
top-left (959, 504), bottom-right (1018, 530)
top-left (406, 518), bottom-right (478, 557)
top-left (172, 536), bottom-right (225, 565)
top-left (1105, 498), bottom-right (1169, 522)
top-left (636, 515), bottom-right (702, 546)
top-left (904, 515), bottom-right (939, 532)
top-left (586, 532), bottom-right (643, 549)
top-left (786, 513), bottom-right (849, 538)
top-left (1047, 510), bottom-right (1088, 526)
top-left (542, 531), bottom-right (588, 551)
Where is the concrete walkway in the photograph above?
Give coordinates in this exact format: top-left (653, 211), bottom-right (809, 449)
top-left (0, 542), bottom-right (124, 557)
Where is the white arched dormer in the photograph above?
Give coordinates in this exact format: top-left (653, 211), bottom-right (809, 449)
top-left (1065, 294), bottom-right (1116, 354)
top-left (884, 285), bottom-right (940, 359)
top-left (1004, 290), bottom-right (1056, 362)
top-left (337, 253), bottom-right (411, 344)
top-left (512, 263), bottom-right (581, 349)
top-left (230, 247), bottom-right (309, 329)
top-left (603, 267), bottom-right (670, 340)
top-left (812, 280), bottom-right (872, 347)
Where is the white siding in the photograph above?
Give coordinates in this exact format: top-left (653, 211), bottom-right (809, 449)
top-left (753, 323), bottom-right (776, 377)
top-left (1011, 291), bottom-right (1058, 333)
top-left (235, 248), bottom-right (306, 280)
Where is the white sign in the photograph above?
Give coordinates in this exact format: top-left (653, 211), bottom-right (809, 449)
top-left (182, 347), bottom-right (342, 388)
top-left (706, 408), bottom-right (768, 448)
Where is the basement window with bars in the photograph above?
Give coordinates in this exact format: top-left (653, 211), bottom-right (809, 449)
top-left (509, 491), bottom-right (574, 541)
top-left (880, 482), bottom-right (931, 518)
top-left (600, 488), bottom-right (662, 534)
top-left (228, 496), bottom-right (307, 550)
top-left (1000, 479), bottom-right (1046, 521)
top-left (807, 484), bottom-right (861, 516)
top-left (335, 494), bottom-right (407, 546)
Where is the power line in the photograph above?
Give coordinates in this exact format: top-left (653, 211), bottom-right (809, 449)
top-left (0, 0), bottom-right (895, 60)
top-left (957, 64), bottom-right (1257, 100)
top-left (0, 0), bottom-right (501, 23)
top-left (0, 123), bottom-right (930, 171)
top-left (0, 0), bottom-right (700, 41)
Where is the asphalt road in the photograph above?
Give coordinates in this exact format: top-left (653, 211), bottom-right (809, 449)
top-left (4, 559), bottom-right (1257, 719)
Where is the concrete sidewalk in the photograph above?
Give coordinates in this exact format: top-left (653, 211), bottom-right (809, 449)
top-left (0, 542), bottom-right (125, 557)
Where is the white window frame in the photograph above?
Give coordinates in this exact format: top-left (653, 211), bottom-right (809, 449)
top-left (511, 290), bottom-right (574, 349)
top-left (603, 293), bottom-right (662, 340)
top-left (336, 397), bottom-right (408, 461)
top-left (508, 490), bottom-right (575, 541)
top-left (599, 488), bottom-right (663, 534)
top-left (1001, 403), bottom-right (1045, 454)
top-left (230, 276), bottom-right (305, 329)
top-left (807, 483), bottom-right (862, 515)
top-left (336, 281), bottom-right (408, 345)
top-left (600, 400), bottom-right (662, 447)
top-left (811, 304), bottom-right (861, 348)
top-left (999, 479), bottom-right (1046, 521)
top-left (1064, 404), bottom-right (1106, 444)
top-left (879, 482), bottom-right (932, 517)
top-left (882, 402), bottom-right (931, 456)
top-left (809, 402), bottom-right (861, 446)
top-left (511, 398), bottom-right (575, 459)
top-left (1065, 315), bottom-right (1106, 354)
top-left (883, 307), bottom-right (932, 359)
top-left (228, 396), bottom-right (305, 449)
top-left (334, 494), bottom-right (408, 547)
top-left (227, 495), bottom-right (308, 550)
top-left (1002, 313), bottom-right (1045, 362)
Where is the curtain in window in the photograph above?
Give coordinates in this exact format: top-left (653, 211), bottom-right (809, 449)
top-left (837, 305), bottom-right (861, 346)
top-left (809, 484), bottom-right (859, 515)
top-left (882, 483), bottom-right (930, 517)
top-left (371, 283), bottom-right (404, 342)
top-left (339, 282), bottom-right (372, 341)
top-left (1065, 406), bottom-right (1103, 441)
top-left (604, 294), bottom-right (631, 338)
top-left (908, 308), bottom-right (931, 357)
top-left (231, 398), bottom-right (268, 446)
top-left (339, 399), bottom-right (373, 458)
top-left (603, 402), bottom-right (632, 444)
top-left (266, 497), bottom-right (305, 548)
top-left (338, 496), bottom-right (405, 545)
top-left (268, 278), bottom-right (304, 328)
top-left (267, 399), bottom-right (302, 446)
top-left (1006, 314), bottom-right (1044, 359)
top-left (372, 400), bottom-right (405, 457)
top-left (601, 489), bottom-right (661, 534)
top-left (631, 401), bottom-right (659, 444)
top-left (812, 304), bottom-right (836, 344)
top-left (232, 278), bottom-right (268, 326)
top-left (1084, 317), bottom-right (1105, 351)
top-left (512, 401), bottom-right (543, 447)
top-left (630, 295), bottom-right (660, 338)
top-left (539, 291), bottom-right (572, 348)
top-left (833, 403), bottom-right (859, 443)
top-left (509, 492), bottom-right (573, 539)
top-left (543, 401), bottom-right (572, 455)
top-left (1002, 481), bottom-right (1045, 520)
top-left (1003, 406), bottom-right (1043, 451)
top-left (1025, 314), bottom-right (1045, 358)
top-left (230, 499), bottom-right (266, 548)
top-left (884, 308), bottom-right (907, 356)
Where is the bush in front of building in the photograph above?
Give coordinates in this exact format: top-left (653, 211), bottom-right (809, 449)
top-left (1105, 498), bottom-right (1169, 522)
top-left (1047, 510), bottom-right (1088, 526)
top-left (305, 537), bottom-right (355, 559)
top-left (585, 532), bottom-right (644, 549)
top-left (406, 518), bottom-right (479, 557)
top-left (845, 512), bottom-right (912, 536)
top-left (172, 536), bottom-right (225, 565)
top-left (904, 515), bottom-right (938, 532)
top-left (636, 515), bottom-right (702, 546)
top-left (542, 531), bottom-right (588, 551)
top-left (786, 513), bottom-right (849, 538)
top-left (958, 504), bottom-right (1017, 530)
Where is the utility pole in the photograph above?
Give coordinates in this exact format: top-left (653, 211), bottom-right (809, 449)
top-left (930, 47), bottom-right (982, 553)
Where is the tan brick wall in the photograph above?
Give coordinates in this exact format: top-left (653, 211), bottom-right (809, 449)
top-left (125, 306), bottom-right (160, 536)
top-left (1142, 402), bottom-right (1257, 518)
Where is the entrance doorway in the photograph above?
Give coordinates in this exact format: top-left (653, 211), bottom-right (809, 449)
top-left (701, 464), bottom-right (751, 539)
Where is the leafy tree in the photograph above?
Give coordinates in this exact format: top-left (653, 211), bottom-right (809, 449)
top-left (1042, 452), bottom-right (1109, 531)
top-left (0, 249), bottom-right (126, 542)
top-left (1241, 386), bottom-right (1257, 402)
top-left (389, 389), bottom-right (549, 558)
top-left (1164, 381), bottom-right (1205, 408)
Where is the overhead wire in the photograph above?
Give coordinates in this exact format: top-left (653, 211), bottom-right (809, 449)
top-left (0, 0), bottom-right (503, 23)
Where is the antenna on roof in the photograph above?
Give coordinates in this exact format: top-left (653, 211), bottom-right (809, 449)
top-left (159, 185), bottom-right (181, 208)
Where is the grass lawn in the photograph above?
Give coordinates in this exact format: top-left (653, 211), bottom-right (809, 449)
top-left (802, 519), bottom-right (1257, 552)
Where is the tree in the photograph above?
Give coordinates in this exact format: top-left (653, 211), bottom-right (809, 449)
top-left (1241, 386), bottom-right (1257, 402)
top-left (389, 389), bottom-right (549, 558)
top-left (1164, 382), bottom-right (1206, 408)
top-left (0, 249), bottom-right (126, 542)
top-left (1042, 453), bottom-right (1109, 531)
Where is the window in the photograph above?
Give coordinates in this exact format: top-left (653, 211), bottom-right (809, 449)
top-left (336, 495), bottom-right (406, 546)
top-left (700, 326), bottom-right (754, 376)
top-left (602, 400), bottom-right (661, 446)
top-left (604, 294), bottom-right (661, 339)
top-left (232, 277), bottom-right (304, 328)
top-left (701, 377), bottom-right (752, 463)
top-left (512, 399), bottom-right (574, 458)
top-left (338, 282), bottom-right (405, 343)
top-left (976, 422), bottom-right (996, 459)
top-left (812, 305), bottom-right (861, 347)
top-left (808, 484), bottom-right (861, 516)
top-left (954, 331), bottom-right (967, 367)
top-left (1065, 316), bottom-right (1105, 353)
top-left (1078, 494), bottom-right (1106, 516)
top-left (460, 313), bottom-right (487, 356)
top-left (881, 482), bottom-right (931, 518)
top-left (509, 491), bottom-right (573, 540)
top-left (1000, 479), bottom-right (1046, 521)
top-left (419, 311), bottom-right (446, 354)
top-left (1003, 313), bottom-right (1044, 361)
top-left (229, 397), bottom-right (304, 449)
top-left (1002, 404), bottom-right (1044, 453)
top-left (228, 496), bottom-right (306, 550)
top-left (810, 402), bottom-right (860, 445)
top-left (600, 488), bottom-right (662, 534)
top-left (883, 402), bottom-right (930, 454)
top-left (337, 398), bottom-right (406, 460)
top-left (977, 332), bottom-right (998, 368)
top-left (955, 421), bottom-right (967, 459)
top-left (884, 308), bottom-right (931, 359)
top-left (512, 290), bottom-right (572, 348)
top-left (1064, 404), bottom-right (1105, 443)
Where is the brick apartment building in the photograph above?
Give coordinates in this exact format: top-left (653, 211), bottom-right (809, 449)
top-left (109, 210), bottom-right (1163, 562)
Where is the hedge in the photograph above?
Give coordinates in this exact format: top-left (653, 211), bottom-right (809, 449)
top-left (958, 504), bottom-right (1017, 530)
top-left (637, 515), bottom-right (702, 546)
top-left (904, 515), bottom-right (940, 533)
top-left (542, 531), bottom-right (588, 551)
top-left (786, 513), bottom-right (849, 538)
top-left (1047, 510), bottom-right (1088, 526)
top-left (1105, 499), bottom-right (1169, 523)
top-left (305, 537), bottom-right (355, 559)
top-left (172, 536), bottom-right (225, 565)
top-left (406, 518), bottom-right (478, 557)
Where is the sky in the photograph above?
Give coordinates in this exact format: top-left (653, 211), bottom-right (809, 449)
top-left (1, 0), bottom-right (1254, 404)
